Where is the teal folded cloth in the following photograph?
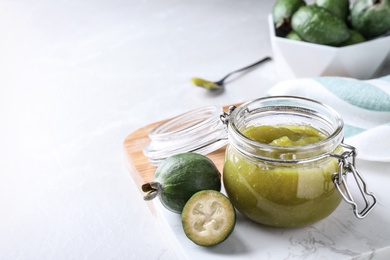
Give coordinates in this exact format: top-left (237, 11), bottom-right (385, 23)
top-left (268, 75), bottom-right (390, 162)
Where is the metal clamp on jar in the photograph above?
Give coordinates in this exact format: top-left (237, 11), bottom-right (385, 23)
top-left (144, 96), bottom-right (377, 227)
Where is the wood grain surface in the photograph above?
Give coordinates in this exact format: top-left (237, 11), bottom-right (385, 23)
top-left (123, 105), bottom-right (239, 191)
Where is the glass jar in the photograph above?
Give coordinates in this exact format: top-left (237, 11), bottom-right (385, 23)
top-left (223, 97), bottom-right (345, 227)
top-left (144, 96), bottom-right (377, 227)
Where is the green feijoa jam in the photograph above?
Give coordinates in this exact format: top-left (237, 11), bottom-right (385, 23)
top-left (223, 124), bottom-right (343, 227)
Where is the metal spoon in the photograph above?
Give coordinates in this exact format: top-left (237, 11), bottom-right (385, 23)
top-left (191, 56), bottom-right (272, 90)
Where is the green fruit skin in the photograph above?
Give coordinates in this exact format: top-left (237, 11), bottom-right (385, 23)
top-left (339, 29), bottom-right (366, 46)
top-left (155, 153), bottom-right (221, 213)
top-left (286, 31), bottom-right (303, 41)
top-left (316, 0), bottom-right (350, 22)
top-left (272, 0), bottom-right (306, 36)
top-left (351, 0), bottom-right (390, 39)
top-left (291, 5), bottom-right (350, 46)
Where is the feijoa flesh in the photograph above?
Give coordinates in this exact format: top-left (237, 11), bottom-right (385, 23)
top-left (182, 190), bottom-right (236, 247)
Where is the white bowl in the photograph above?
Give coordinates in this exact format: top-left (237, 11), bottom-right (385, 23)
top-left (268, 15), bottom-right (390, 80)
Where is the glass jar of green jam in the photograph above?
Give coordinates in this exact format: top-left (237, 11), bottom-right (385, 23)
top-left (222, 97), bottom-right (347, 227)
top-left (144, 96), bottom-right (377, 227)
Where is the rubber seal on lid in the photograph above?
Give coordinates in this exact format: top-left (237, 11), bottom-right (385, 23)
top-left (143, 106), bottom-right (228, 165)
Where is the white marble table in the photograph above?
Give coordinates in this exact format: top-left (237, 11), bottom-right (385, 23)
top-left (1, 0), bottom-right (389, 259)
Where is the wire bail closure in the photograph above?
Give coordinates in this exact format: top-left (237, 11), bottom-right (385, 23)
top-left (331, 143), bottom-right (377, 219)
top-left (220, 105), bottom-right (236, 125)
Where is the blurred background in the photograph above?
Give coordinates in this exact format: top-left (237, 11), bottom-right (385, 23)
top-left (0, 0), bottom-right (389, 259)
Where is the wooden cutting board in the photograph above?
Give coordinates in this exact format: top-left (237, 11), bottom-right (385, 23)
top-left (123, 104), bottom-right (239, 192)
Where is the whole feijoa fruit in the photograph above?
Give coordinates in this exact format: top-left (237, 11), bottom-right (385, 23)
top-left (142, 152), bottom-right (221, 213)
top-left (272, 0), bottom-right (306, 36)
top-left (339, 29), bottom-right (366, 46)
top-left (350, 0), bottom-right (390, 39)
top-left (291, 5), bottom-right (350, 46)
top-left (286, 31), bottom-right (303, 41)
top-left (316, 0), bottom-right (350, 22)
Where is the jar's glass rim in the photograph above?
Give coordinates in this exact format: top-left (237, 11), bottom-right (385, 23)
top-left (228, 96), bottom-right (344, 160)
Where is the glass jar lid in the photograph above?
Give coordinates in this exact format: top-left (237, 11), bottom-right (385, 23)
top-left (143, 106), bottom-right (228, 165)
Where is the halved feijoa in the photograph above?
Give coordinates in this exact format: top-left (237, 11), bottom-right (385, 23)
top-left (181, 190), bottom-right (236, 247)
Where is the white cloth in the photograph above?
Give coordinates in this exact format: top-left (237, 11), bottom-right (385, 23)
top-left (267, 75), bottom-right (390, 162)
